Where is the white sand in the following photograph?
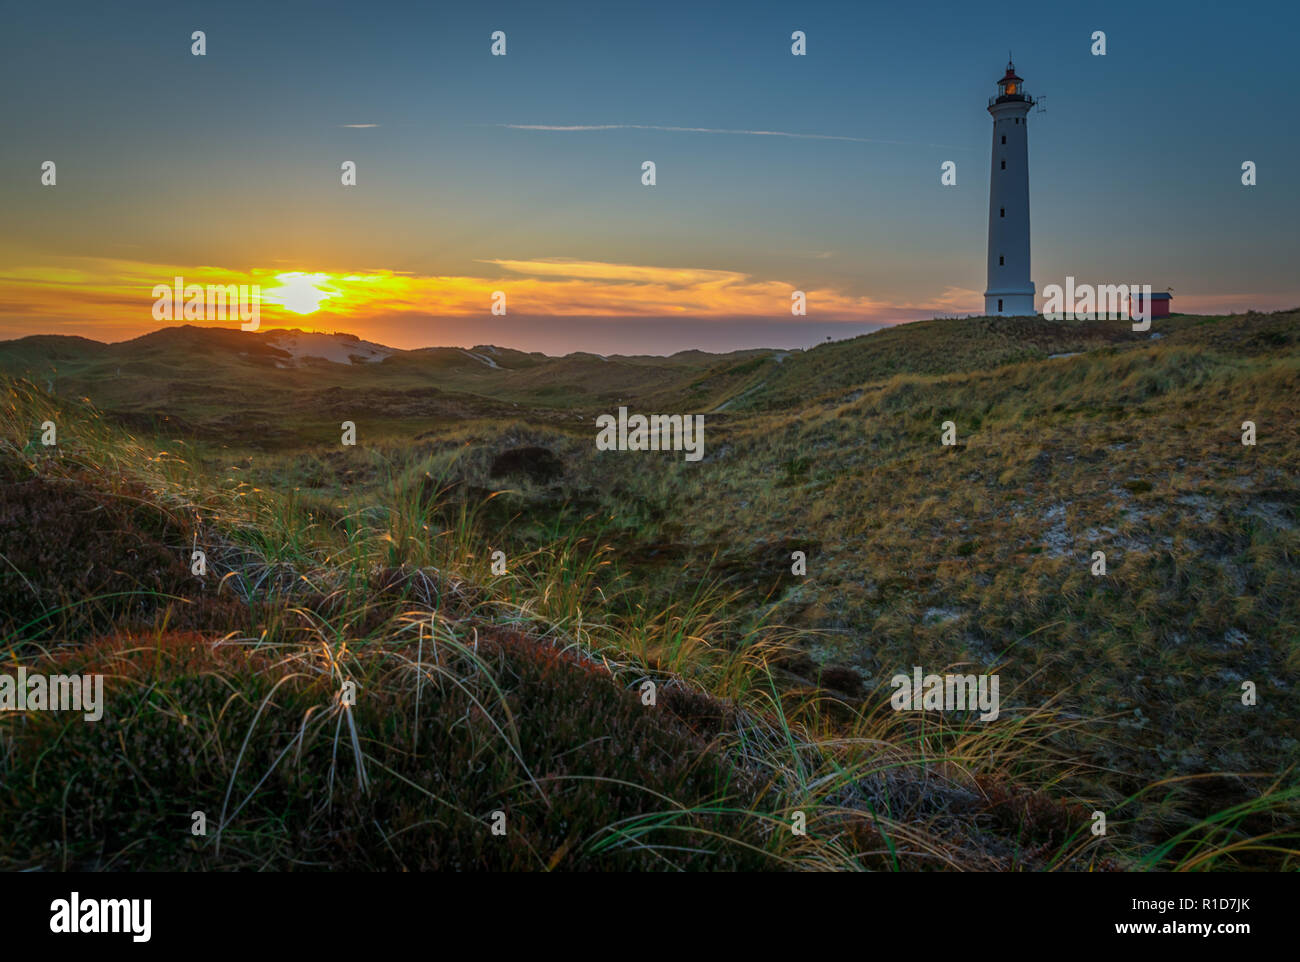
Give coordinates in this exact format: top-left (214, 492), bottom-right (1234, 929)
top-left (459, 349), bottom-right (501, 369)
top-left (264, 331), bottom-right (394, 365)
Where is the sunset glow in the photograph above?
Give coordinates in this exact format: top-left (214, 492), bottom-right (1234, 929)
top-left (263, 273), bottom-right (340, 315)
top-left (0, 256), bottom-right (987, 338)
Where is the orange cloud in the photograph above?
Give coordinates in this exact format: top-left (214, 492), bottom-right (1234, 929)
top-left (0, 255), bottom-right (986, 341)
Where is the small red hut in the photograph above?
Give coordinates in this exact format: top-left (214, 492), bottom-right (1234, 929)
top-left (1130, 291), bottom-right (1173, 319)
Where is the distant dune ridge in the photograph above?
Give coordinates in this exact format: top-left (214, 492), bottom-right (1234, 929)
top-left (3, 310), bottom-right (1288, 433)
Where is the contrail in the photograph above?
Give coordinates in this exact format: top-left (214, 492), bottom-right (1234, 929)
top-left (492, 123), bottom-right (972, 150)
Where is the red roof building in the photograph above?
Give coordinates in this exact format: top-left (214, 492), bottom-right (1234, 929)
top-left (1130, 291), bottom-right (1173, 319)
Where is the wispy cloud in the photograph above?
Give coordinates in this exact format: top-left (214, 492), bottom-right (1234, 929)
top-left (494, 123), bottom-right (971, 150)
top-left (339, 123), bottom-right (380, 128)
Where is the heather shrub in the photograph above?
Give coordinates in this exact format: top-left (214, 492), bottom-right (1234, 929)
top-left (0, 629), bottom-right (775, 871)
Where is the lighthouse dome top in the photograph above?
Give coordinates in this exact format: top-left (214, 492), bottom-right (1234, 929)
top-left (992, 61), bottom-right (1031, 105)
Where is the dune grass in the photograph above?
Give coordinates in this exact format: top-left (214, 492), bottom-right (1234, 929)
top-left (1, 312), bottom-right (1296, 871)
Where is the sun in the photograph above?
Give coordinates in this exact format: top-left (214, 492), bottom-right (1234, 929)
top-left (265, 272), bottom-right (339, 315)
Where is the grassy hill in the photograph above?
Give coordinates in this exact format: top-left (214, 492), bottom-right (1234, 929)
top-left (1, 310), bottom-right (1296, 870)
top-left (0, 326), bottom-right (779, 435)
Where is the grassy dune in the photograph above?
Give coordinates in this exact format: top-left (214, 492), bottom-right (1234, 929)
top-left (1, 310), bottom-right (1296, 870)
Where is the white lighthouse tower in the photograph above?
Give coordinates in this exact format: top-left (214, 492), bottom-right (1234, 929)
top-left (984, 60), bottom-right (1035, 317)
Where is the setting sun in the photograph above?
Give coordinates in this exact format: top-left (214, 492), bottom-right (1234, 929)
top-left (264, 272), bottom-right (339, 315)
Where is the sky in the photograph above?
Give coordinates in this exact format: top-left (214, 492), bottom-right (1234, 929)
top-left (1, 0), bottom-right (1297, 355)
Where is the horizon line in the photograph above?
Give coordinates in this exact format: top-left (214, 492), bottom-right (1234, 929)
top-left (5, 308), bottom-right (1293, 361)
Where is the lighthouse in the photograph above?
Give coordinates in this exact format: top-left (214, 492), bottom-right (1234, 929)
top-left (984, 60), bottom-right (1035, 317)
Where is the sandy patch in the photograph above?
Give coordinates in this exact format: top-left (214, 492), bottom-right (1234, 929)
top-left (265, 331), bottom-right (393, 365)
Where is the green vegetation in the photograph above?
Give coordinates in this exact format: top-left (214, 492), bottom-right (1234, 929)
top-left (1, 309), bottom-right (1296, 870)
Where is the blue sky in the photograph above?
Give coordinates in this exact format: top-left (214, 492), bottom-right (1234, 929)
top-left (1, 0), bottom-right (1297, 353)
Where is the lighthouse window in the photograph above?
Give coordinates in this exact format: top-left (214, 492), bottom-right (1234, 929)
top-left (999, 255), bottom-right (1005, 265)
top-left (998, 299), bottom-right (1003, 312)
top-left (1001, 135), bottom-right (1006, 144)
top-left (1000, 207), bottom-right (1005, 217)
top-left (1006, 83), bottom-right (1016, 94)
top-left (1001, 159), bottom-right (1006, 169)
